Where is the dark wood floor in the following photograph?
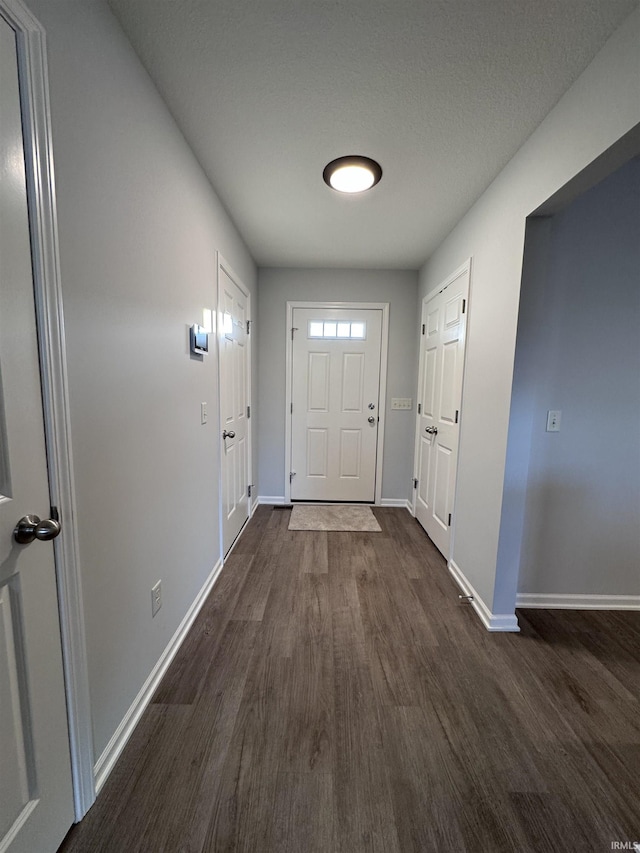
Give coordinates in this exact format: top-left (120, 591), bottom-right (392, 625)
top-left (59, 506), bottom-right (640, 853)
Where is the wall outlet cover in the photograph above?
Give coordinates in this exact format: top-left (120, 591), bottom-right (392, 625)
top-left (151, 580), bottom-right (162, 617)
top-left (546, 410), bottom-right (561, 432)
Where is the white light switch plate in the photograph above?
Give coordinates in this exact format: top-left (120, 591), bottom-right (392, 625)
top-left (391, 398), bottom-right (412, 411)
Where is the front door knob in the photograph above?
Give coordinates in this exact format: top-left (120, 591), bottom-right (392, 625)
top-left (14, 515), bottom-right (62, 545)
top-left (222, 430), bottom-right (236, 439)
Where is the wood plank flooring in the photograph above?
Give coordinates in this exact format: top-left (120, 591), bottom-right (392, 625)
top-left (59, 506), bottom-right (640, 853)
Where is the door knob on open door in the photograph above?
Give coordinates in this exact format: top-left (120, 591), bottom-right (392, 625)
top-left (425, 426), bottom-right (438, 435)
top-left (222, 430), bottom-right (236, 440)
top-left (14, 515), bottom-right (61, 545)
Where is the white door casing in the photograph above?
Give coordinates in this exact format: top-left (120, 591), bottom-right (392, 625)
top-left (217, 256), bottom-right (251, 556)
top-left (0, 10), bottom-right (76, 851)
top-left (413, 260), bottom-right (470, 557)
top-left (288, 305), bottom-right (387, 503)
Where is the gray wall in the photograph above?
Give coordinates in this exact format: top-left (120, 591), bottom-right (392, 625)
top-left (418, 8), bottom-right (639, 617)
top-left (257, 268), bottom-right (419, 501)
top-left (514, 160), bottom-right (640, 596)
top-left (29, 0), bottom-right (257, 762)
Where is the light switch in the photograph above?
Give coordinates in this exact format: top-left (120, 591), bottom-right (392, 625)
top-left (201, 402), bottom-right (208, 424)
top-left (391, 398), bottom-right (412, 411)
top-left (546, 410), bottom-right (561, 432)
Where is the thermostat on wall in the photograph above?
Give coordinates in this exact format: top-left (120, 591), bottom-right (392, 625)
top-left (190, 324), bottom-right (209, 355)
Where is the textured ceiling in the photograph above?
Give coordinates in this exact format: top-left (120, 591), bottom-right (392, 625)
top-left (107, 0), bottom-right (637, 269)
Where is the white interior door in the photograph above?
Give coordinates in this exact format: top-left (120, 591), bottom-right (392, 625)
top-left (414, 262), bottom-right (470, 557)
top-left (218, 261), bottom-right (250, 555)
top-left (290, 307), bottom-right (383, 502)
top-left (0, 14), bottom-right (74, 852)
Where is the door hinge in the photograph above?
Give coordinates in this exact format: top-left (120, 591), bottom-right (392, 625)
top-left (247, 405), bottom-right (251, 419)
top-left (422, 323), bottom-right (425, 335)
top-left (246, 319), bottom-right (251, 334)
top-left (455, 409), bottom-right (459, 424)
top-left (291, 326), bottom-right (298, 340)
top-left (462, 299), bottom-right (466, 314)
top-left (413, 478), bottom-right (418, 490)
top-left (290, 402), bottom-right (293, 414)
top-left (448, 513), bottom-right (452, 526)
top-left (289, 471), bottom-right (296, 483)
top-left (50, 505), bottom-right (59, 522)
top-left (248, 484), bottom-right (252, 498)
top-left (418, 403), bottom-right (421, 414)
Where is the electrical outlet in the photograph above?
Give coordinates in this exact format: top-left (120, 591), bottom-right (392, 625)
top-left (546, 410), bottom-right (561, 432)
top-left (151, 580), bottom-right (162, 617)
top-left (391, 398), bottom-right (412, 411)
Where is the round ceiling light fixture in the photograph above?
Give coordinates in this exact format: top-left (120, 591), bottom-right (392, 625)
top-left (323, 155), bottom-right (382, 194)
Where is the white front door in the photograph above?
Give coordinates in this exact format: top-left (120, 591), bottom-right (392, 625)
top-left (414, 262), bottom-right (470, 557)
top-left (0, 13), bottom-right (74, 852)
top-left (218, 260), bottom-right (250, 555)
top-left (290, 307), bottom-right (383, 502)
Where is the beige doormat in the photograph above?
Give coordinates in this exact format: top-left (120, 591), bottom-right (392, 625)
top-left (288, 504), bottom-right (381, 532)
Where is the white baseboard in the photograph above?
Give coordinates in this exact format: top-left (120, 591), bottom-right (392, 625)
top-left (379, 498), bottom-right (412, 511)
top-left (516, 593), bottom-right (640, 610)
top-left (448, 560), bottom-right (520, 632)
top-left (258, 496), bottom-right (414, 511)
top-left (93, 557), bottom-right (224, 792)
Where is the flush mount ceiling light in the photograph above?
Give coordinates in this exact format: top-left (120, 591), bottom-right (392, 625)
top-left (323, 155), bottom-right (382, 194)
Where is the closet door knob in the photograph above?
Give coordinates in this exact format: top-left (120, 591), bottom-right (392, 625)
top-left (14, 515), bottom-right (62, 544)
